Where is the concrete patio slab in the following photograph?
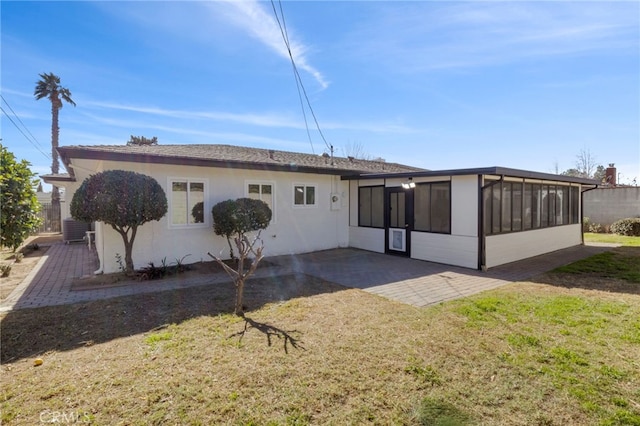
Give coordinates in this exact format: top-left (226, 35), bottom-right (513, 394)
top-left (0, 241), bottom-right (616, 312)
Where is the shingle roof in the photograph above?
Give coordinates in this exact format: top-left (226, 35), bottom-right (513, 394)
top-left (57, 144), bottom-right (424, 177)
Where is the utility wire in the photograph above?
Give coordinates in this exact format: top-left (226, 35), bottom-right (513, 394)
top-left (0, 105), bottom-right (51, 160)
top-left (1, 95), bottom-right (47, 152)
top-left (273, 3), bottom-right (315, 155)
top-left (270, 0), bottom-right (333, 159)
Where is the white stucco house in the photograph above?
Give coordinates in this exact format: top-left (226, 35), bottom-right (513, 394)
top-left (43, 144), bottom-right (598, 274)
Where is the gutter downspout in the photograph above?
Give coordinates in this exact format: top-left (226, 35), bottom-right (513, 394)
top-left (580, 185), bottom-right (599, 245)
top-left (92, 222), bottom-right (104, 275)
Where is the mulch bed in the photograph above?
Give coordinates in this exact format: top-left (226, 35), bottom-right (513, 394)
top-left (70, 259), bottom-right (279, 291)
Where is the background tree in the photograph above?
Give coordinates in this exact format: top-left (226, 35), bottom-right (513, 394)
top-left (127, 136), bottom-right (158, 146)
top-left (341, 141), bottom-right (372, 161)
top-left (70, 170), bottom-right (167, 273)
top-left (0, 146), bottom-right (41, 251)
top-left (209, 198), bottom-right (272, 315)
top-left (34, 73), bottom-right (75, 231)
top-left (560, 148), bottom-right (606, 181)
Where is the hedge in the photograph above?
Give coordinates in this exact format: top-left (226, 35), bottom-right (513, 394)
top-left (610, 218), bottom-right (640, 237)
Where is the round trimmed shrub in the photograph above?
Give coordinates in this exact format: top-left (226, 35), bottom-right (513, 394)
top-left (610, 218), bottom-right (640, 237)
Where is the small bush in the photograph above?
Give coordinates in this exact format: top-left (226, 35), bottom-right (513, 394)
top-left (610, 218), bottom-right (640, 237)
top-left (13, 252), bottom-right (24, 263)
top-left (588, 222), bottom-right (603, 233)
top-left (1, 264), bottom-right (12, 277)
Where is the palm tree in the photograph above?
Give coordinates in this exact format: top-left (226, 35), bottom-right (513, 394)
top-left (34, 73), bottom-right (76, 231)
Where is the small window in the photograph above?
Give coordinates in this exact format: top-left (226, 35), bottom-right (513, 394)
top-left (293, 184), bottom-right (316, 207)
top-left (246, 181), bottom-right (275, 221)
top-left (170, 178), bottom-right (206, 227)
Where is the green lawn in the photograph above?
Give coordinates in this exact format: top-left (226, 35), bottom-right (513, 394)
top-left (2, 272), bottom-right (639, 425)
top-left (584, 232), bottom-right (640, 247)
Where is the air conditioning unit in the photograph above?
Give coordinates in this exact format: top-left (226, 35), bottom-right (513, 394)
top-left (330, 193), bottom-right (342, 211)
top-left (63, 219), bottom-right (90, 243)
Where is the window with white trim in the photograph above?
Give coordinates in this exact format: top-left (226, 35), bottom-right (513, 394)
top-left (246, 182), bottom-right (275, 220)
top-left (293, 184), bottom-right (316, 207)
top-left (169, 178), bottom-right (206, 227)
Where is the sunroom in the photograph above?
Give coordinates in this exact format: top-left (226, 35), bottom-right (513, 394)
top-left (343, 167), bottom-right (599, 270)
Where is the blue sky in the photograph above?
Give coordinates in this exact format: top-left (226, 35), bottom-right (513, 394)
top-left (2, 1), bottom-right (639, 186)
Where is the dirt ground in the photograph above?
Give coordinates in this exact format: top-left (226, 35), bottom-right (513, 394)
top-left (70, 258), bottom-right (277, 290)
top-left (0, 234), bottom-right (62, 302)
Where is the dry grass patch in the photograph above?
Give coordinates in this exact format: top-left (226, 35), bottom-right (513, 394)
top-left (2, 272), bottom-right (640, 424)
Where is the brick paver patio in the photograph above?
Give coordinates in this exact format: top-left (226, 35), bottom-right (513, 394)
top-left (0, 240), bottom-right (615, 312)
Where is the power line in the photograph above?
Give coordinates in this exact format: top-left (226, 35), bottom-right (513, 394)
top-left (1, 94), bottom-right (47, 152)
top-left (0, 105), bottom-right (51, 160)
top-left (270, 0), bottom-right (333, 160)
top-left (271, 0), bottom-right (315, 155)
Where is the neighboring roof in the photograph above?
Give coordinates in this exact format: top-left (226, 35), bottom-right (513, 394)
top-left (57, 144), bottom-right (424, 178)
top-left (342, 166), bottom-right (600, 186)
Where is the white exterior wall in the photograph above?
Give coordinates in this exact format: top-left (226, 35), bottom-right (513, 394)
top-left (68, 159), bottom-right (349, 274)
top-left (485, 224), bottom-right (582, 268)
top-left (348, 226), bottom-right (385, 253)
top-left (411, 233), bottom-right (477, 268)
top-left (410, 175), bottom-right (479, 268)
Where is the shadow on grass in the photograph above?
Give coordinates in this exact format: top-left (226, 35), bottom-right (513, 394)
top-left (530, 246), bottom-right (640, 296)
top-left (230, 315), bottom-right (305, 354)
top-left (0, 274), bottom-right (344, 363)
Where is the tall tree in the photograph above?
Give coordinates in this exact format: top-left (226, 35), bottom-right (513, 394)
top-left (0, 145), bottom-right (41, 251)
top-left (34, 73), bottom-right (76, 230)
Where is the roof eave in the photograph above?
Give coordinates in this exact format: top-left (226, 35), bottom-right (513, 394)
top-left (41, 174), bottom-right (76, 184)
top-left (342, 166), bottom-right (601, 185)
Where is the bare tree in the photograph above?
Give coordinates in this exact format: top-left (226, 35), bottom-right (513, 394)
top-left (341, 141), bottom-right (372, 160)
top-left (575, 148), bottom-right (598, 178)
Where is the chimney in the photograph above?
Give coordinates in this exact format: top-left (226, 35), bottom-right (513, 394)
top-left (605, 163), bottom-right (616, 186)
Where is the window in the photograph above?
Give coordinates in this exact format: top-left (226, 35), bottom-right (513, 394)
top-left (414, 182), bottom-right (451, 234)
top-left (484, 180), bottom-right (580, 236)
top-left (359, 186), bottom-right (384, 228)
top-left (560, 186), bottom-right (569, 226)
top-left (502, 183), bottom-right (512, 232)
top-left (247, 182), bottom-right (274, 212)
top-left (170, 179), bottom-right (206, 227)
top-left (293, 184), bottom-right (316, 207)
top-left (524, 183), bottom-right (533, 230)
top-left (500, 182), bottom-right (523, 233)
top-left (570, 186), bottom-right (579, 223)
top-left (512, 183), bottom-right (523, 231)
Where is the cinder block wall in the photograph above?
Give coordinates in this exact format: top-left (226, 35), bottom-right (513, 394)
top-left (583, 187), bottom-right (640, 227)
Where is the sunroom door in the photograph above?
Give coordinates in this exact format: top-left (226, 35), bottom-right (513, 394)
top-left (386, 187), bottom-right (413, 256)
